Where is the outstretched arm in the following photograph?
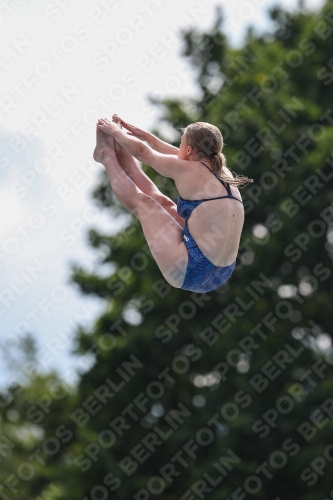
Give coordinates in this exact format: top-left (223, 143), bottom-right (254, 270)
top-left (97, 119), bottom-right (186, 179)
top-left (113, 114), bottom-right (179, 155)
top-left (145, 133), bottom-right (179, 155)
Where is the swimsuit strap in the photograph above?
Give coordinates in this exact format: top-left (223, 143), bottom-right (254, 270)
top-left (199, 162), bottom-right (242, 203)
top-left (200, 162), bottom-right (232, 195)
top-left (199, 195), bottom-right (243, 203)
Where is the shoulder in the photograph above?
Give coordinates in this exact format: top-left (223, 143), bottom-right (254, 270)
top-left (223, 166), bottom-right (235, 180)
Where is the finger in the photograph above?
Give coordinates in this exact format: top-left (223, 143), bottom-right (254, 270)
top-left (122, 122), bottom-right (135, 131)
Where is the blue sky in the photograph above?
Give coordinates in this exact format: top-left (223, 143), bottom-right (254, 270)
top-left (0, 0), bottom-right (325, 387)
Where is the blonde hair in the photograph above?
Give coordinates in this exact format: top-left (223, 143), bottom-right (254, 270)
top-left (182, 122), bottom-right (253, 187)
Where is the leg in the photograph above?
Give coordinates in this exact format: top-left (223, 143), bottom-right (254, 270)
top-left (99, 118), bottom-right (184, 227)
top-left (94, 133), bottom-right (188, 287)
top-left (134, 195), bottom-right (188, 288)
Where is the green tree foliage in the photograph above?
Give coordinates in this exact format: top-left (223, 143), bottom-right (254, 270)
top-left (1, 1), bottom-right (333, 499)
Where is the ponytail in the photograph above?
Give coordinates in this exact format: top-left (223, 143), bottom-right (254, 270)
top-left (211, 152), bottom-right (253, 188)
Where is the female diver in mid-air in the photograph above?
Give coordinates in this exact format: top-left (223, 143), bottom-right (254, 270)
top-left (93, 115), bottom-right (253, 293)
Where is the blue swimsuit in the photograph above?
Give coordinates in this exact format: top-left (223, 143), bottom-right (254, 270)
top-left (177, 162), bottom-right (243, 293)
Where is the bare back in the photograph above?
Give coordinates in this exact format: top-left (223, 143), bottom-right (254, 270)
top-left (174, 161), bottom-right (244, 267)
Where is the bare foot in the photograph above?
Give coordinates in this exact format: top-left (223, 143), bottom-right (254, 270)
top-left (93, 124), bottom-right (116, 163)
top-left (97, 117), bottom-right (126, 159)
top-left (97, 118), bottom-right (119, 137)
top-left (111, 115), bottom-right (125, 156)
top-left (111, 115), bottom-right (121, 137)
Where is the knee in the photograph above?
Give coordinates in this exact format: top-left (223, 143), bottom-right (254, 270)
top-left (133, 193), bottom-right (157, 219)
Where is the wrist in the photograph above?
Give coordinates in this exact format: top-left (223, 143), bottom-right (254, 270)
top-left (113, 128), bottom-right (123, 139)
top-left (145, 132), bottom-right (154, 145)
